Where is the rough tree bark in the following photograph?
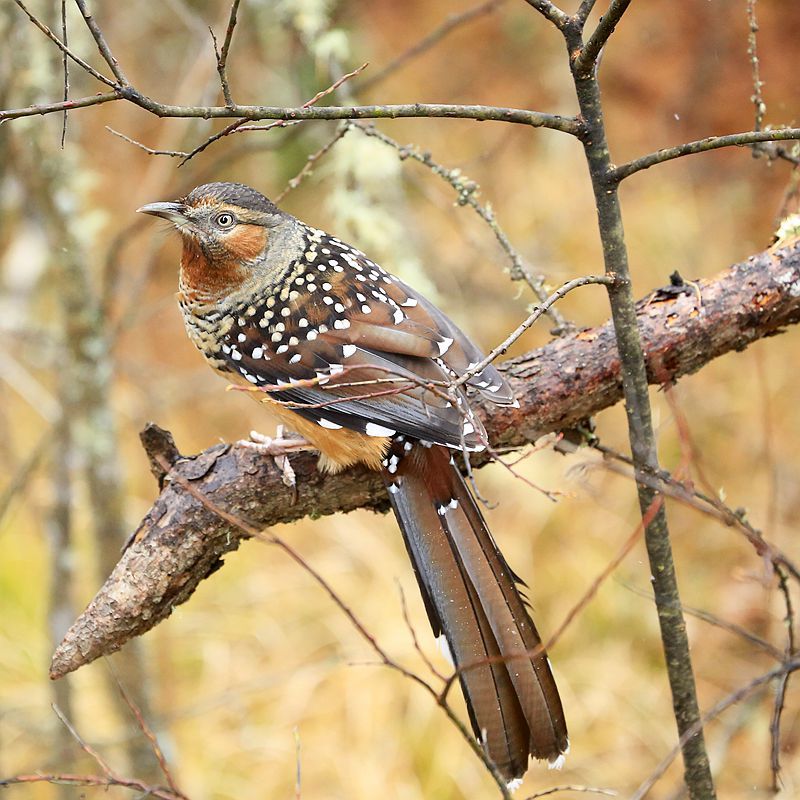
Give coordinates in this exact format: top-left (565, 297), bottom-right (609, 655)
top-left (50, 238), bottom-right (800, 679)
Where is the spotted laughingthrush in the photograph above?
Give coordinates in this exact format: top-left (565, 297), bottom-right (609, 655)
top-left (138, 181), bottom-right (567, 781)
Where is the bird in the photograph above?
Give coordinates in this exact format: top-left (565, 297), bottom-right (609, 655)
top-left (138, 181), bottom-right (567, 782)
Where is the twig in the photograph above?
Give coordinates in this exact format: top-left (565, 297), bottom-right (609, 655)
top-left (60, 0), bottom-right (68, 147)
top-left (0, 772), bottom-right (186, 799)
top-left (360, 0), bottom-right (509, 91)
top-left (354, 123), bottom-right (576, 327)
top-left (452, 274), bottom-right (613, 389)
top-left (770, 566), bottom-right (796, 790)
top-left (73, 0), bottom-right (129, 85)
top-left (105, 127), bottom-right (189, 158)
top-left (211, 0), bottom-right (240, 106)
top-left (573, 0), bottom-right (633, 77)
top-left (154, 454), bottom-right (514, 799)
top-left (176, 63), bottom-right (368, 164)
top-left (575, 1), bottom-right (598, 25)
top-left (110, 673), bottom-right (184, 797)
top-left (274, 125), bottom-right (351, 203)
top-left (610, 128), bottom-right (800, 182)
top-left (629, 659), bottom-right (800, 800)
top-left (11, 0), bottom-right (117, 88)
top-left (523, 0), bottom-right (571, 29)
top-left (53, 705), bottom-right (114, 777)
top-left (525, 786), bottom-right (617, 799)
top-left (746, 0), bottom-right (765, 132)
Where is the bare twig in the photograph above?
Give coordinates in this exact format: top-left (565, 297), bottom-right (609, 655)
top-left (211, 0), bottom-right (240, 106)
top-left (525, 786), bottom-right (617, 799)
top-left (11, 0), bottom-right (117, 88)
top-left (452, 274), bottom-right (613, 389)
top-left (629, 659), bottom-right (800, 800)
top-left (354, 123), bottom-right (576, 327)
top-left (523, 0), bottom-right (571, 29)
top-left (611, 128), bottom-right (800, 182)
top-left (573, 0), bottom-right (633, 77)
top-left (770, 566), bottom-right (796, 790)
top-left (105, 127), bottom-right (189, 158)
top-left (575, 1), bottom-right (598, 25)
top-left (746, 0), bottom-right (766, 132)
top-left (274, 125), bottom-right (351, 203)
top-left (73, 0), bottom-right (129, 85)
top-left (360, 0), bottom-right (509, 91)
top-left (60, 0), bottom-right (68, 147)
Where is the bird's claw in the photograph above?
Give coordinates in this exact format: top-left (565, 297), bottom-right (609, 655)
top-left (237, 427), bottom-right (311, 487)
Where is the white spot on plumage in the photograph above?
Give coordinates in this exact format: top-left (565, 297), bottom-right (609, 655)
top-left (222, 344), bottom-right (231, 355)
top-left (361, 304), bottom-right (372, 314)
top-left (318, 417), bottom-right (342, 430)
top-left (322, 282), bottom-right (332, 291)
top-left (329, 364), bottom-right (344, 375)
top-left (275, 322), bottom-right (285, 332)
top-left (437, 337), bottom-right (453, 355)
top-left (506, 778), bottom-right (523, 791)
top-left (365, 422), bottom-right (396, 437)
top-left (342, 344), bottom-right (357, 358)
top-left (281, 307), bottom-right (291, 317)
top-left (318, 324), bottom-right (328, 333)
top-left (333, 319), bottom-right (350, 330)
top-left (393, 308), bottom-right (404, 324)
top-left (298, 318), bottom-right (308, 327)
top-left (289, 353), bottom-right (301, 364)
top-left (334, 302), bottom-right (346, 313)
top-left (387, 482), bottom-right (399, 494)
top-left (356, 292), bottom-right (366, 302)
top-left (436, 634), bottom-right (454, 667)
top-left (548, 754), bottom-right (566, 770)
top-left (323, 296), bottom-right (334, 305)
top-left (245, 373), bottom-right (258, 384)
top-left (288, 336), bottom-right (299, 346)
top-left (307, 283), bottom-right (317, 292)
top-left (231, 349), bottom-right (242, 361)
top-left (400, 297), bottom-right (418, 307)
top-left (237, 333), bottom-right (246, 343)
top-left (463, 422), bottom-right (474, 436)
top-left (251, 347), bottom-right (264, 359)
top-left (271, 333), bottom-right (282, 343)
top-left (276, 344), bottom-right (288, 354)
top-left (306, 330), bottom-right (318, 341)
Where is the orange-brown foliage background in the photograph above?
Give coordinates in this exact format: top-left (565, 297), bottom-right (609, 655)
top-left (1, 1), bottom-right (799, 798)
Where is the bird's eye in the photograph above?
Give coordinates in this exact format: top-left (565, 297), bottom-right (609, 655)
top-left (214, 212), bottom-right (236, 229)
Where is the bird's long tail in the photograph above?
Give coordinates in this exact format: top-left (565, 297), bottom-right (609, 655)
top-left (382, 437), bottom-right (567, 782)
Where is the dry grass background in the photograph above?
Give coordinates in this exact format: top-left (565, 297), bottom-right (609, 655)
top-left (1, 1), bottom-right (799, 798)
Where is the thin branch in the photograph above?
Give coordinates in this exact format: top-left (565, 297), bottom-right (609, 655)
top-left (73, 0), bottom-right (129, 85)
top-left (523, 0), bottom-right (571, 29)
top-left (629, 659), bottom-right (800, 800)
top-left (274, 125), bottom-right (351, 203)
top-left (575, 1), bottom-right (598, 25)
top-left (573, 0), bottom-right (633, 77)
top-left (360, 0), bottom-right (509, 91)
top-left (354, 123), bottom-right (577, 327)
top-left (610, 128), bottom-right (800, 182)
top-left (770, 566), bottom-right (796, 790)
top-left (60, 0), bottom-right (68, 147)
top-left (451, 274), bottom-right (613, 389)
top-left (211, 0), bottom-right (240, 106)
top-left (105, 127), bottom-right (189, 158)
top-left (11, 0), bottom-right (117, 88)
top-left (525, 786), bottom-right (617, 799)
top-left (746, 0), bottom-right (766, 132)
top-left (0, 91), bottom-right (123, 121)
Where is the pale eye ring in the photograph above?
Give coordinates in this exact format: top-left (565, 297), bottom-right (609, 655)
top-left (214, 212), bottom-right (236, 229)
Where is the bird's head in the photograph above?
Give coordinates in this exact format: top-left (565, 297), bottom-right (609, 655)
top-left (138, 182), bottom-right (297, 304)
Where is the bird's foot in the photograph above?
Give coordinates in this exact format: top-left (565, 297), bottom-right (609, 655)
top-left (237, 427), bottom-right (313, 487)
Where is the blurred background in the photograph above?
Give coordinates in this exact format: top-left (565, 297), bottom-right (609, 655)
top-left (1, 1), bottom-right (799, 797)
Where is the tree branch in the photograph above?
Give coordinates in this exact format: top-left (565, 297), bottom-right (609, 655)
top-left (611, 128), bottom-right (800, 181)
top-left (50, 239), bottom-right (800, 679)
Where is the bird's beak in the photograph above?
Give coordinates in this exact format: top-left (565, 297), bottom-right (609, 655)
top-left (136, 201), bottom-right (190, 225)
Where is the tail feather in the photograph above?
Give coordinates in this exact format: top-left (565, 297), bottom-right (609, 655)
top-left (383, 438), bottom-right (568, 781)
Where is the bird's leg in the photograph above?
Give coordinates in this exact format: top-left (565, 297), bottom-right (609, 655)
top-left (237, 426), bottom-right (313, 487)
